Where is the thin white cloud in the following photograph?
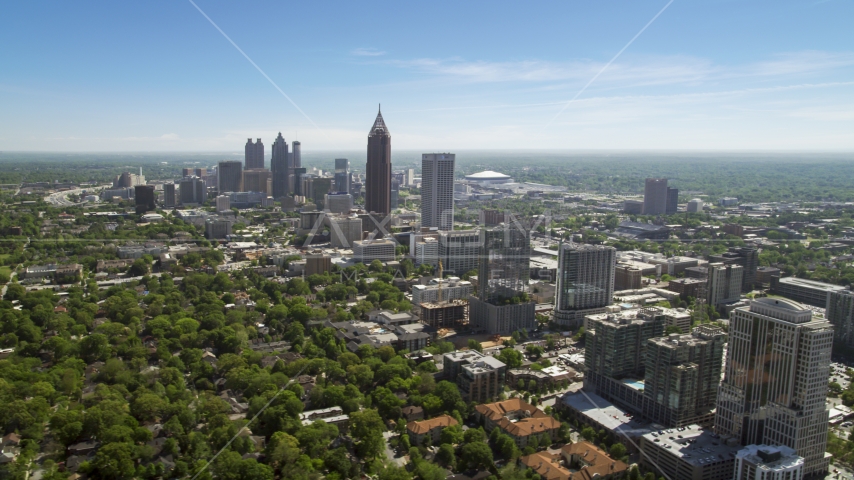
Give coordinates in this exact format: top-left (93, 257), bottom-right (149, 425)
top-left (352, 47), bottom-right (386, 57)
top-left (160, 133), bottom-right (179, 140)
top-left (389, 51), bottom-right (854, 87)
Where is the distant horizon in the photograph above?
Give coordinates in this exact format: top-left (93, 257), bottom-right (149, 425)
top-left (2, 149), bottom-right (854, 155)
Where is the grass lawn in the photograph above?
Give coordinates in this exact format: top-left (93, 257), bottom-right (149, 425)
top-left (0, 266), bottom-right (12, 277)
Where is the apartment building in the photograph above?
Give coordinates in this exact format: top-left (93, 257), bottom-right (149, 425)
top-left (554, 243), bottom-right (616, 327)
top-left (443, 350), bottom-right (506, 403)
top-left (716, 298), bottom-right (833, 477)
top-left (643, 325), bottom-right (726, 427)
top-left (406, 415), bottom-right (458, 446)
top-left (475, 399), bottom-right (561, 448)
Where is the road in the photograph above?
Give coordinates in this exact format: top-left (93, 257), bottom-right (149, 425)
top-left (44, 186), bottom-right (107, 206)
top-left (382, 431), bottom-right (407, 467)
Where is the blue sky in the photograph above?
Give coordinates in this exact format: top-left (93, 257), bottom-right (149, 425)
top-left (1, 0), bottom-right (853, 151)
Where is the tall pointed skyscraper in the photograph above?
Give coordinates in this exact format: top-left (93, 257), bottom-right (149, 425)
top-left (271, 132), bottom-right (289, 199)
top-left (365, 105), bottom-right (392, 215)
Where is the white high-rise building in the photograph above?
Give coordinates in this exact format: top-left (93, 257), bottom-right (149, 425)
top-left (707, 263), bottom-right (743, 308)
top-left (215, 195), bottom-right (230, 212)
top-left (716, 298), bottom-right (833, 477)
top-left (421, 153), bottom-right (455, 230)
top-left (734, 445), bottom-right (804, 480)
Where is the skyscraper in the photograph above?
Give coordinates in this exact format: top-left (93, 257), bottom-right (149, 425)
top-left (334, 158), bottom-right (350, 193)
top-left (243, 169), bottom-right (272, 194)
top-left (554, 243), bottom-right (616, 327)
top-left (666, 187), bottom-right (678, 214)
top-left (827, 289), bottom-right (854, 347)
top-left (716, 298), bottom-right (833, 477)
top-left (163, 183), bottom-right (176, 208)
top-left (709, 246), bottom-right (759, 292)
top-left (292, 141), bottom-right (301, 168)
top-left (476, 225), bottom-right (530, 302)
top-left (134, 185), bottom-right (155, 214)
top-left (365, 106), bottom-right (392, 215)
top-left (643, 178), bottom-right (669, 215)
top-left (421, 153), bottom-right (455, 230)
top-left (244, 138), bottom-right (265, 169)
top-left (643, 324), bottom-right (726, 427)
top-left (706, 263), bottom-right (743, 308)
top-left (293, 167), bottom-right (307, 196)
top-left (271, 132), bottom-right (289, 199)
top-left (217, 161), bottom-right (243, 193)
top-left (179, 176), bottom-right (206, 205)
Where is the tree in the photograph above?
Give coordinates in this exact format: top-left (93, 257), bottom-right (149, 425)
top-left (350, 409), bottom-right (385, 460)
top-left (664, 325), bottom-right (683, 335)
top-left (609, 442), bottom-right (627, 460)
top-left (91, 442), bottom-right (136, 479)
top-left (461, 441), bottom-right (493, 470)
top-left (440, 424), bottom-right (464, 445)
top-left (581, 426), bottom-right (596, 442)
top-left (378, 465), bottom-right (412, 480)
top-left (266, 432), bottom-right (300, 471)
top-left (467, 339), bottom-right (483, 352)
top-left (495, 348), bottom-right (522, 368)
top-left (436, 443), bottom-right (456, 468)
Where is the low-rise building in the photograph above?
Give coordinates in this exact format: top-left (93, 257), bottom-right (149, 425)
top-left (520, 441), bottom-right (628, 480)
top-left (559, 390), bottom-right (662, 453)
top-left (475, 399), bottom-right (561, 448)
top-left (639, 424), bottom-right (740, 480)
top-left (299, 407), bottom-right (349, 433)
top-left (507, 365), bottom-right (576, 392)
top-left (353, 239), bottom-right (395, 264)
top-left (734, 444), bottom-right (804, 480)
top-left (443, 350), bottom-right (506, 403)
top-left (769, 275), bottom-right (847, 308)
top-left (406, 414), bottom-right (458, 446)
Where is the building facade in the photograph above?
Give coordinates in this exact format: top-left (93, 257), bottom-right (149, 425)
top-left (243, 168), bottom-right (271, 195)
top-left (643, 325), bottom-right (726, 427)
top-left (217, 161), bottom-right (243, 194)
top-left (827, 290), bottom-right (854, 347)
top-left (179, 176), bottom-right (206, 205)
top-left (270, 132), bottom-right (290, 199)
top-left (365, 107), bottom-right (392, 214)
top-left (353, 239), bottom-right (395, 264)
top-left (421, 153), bottom-right (455, 230)
top-left (244, 138), bottom-right (265, 169)
top-left (134, 185), bottom-right (155, 214)
top-left (554, 243), bottom-right (616, 327)
top-left (707, 263), bottom-right (743, 308)
top-left (438, 229), bottom-right (480, 276)
top-left (163, 183), bottom-right (176, 208)
top-left (643, 178), bottom-right (669, 215)
top-left (715, 298), bottom-right (833, 477)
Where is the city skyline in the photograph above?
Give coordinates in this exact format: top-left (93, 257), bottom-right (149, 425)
top-left (2, 1), bottom-right (853, 151)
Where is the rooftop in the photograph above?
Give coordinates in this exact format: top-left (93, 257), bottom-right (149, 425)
top-left (775, 276), bottom-right (848, 291)
top-left (641, 424), bottom-right (741, 467)
top-left (475, 399), bottom-right (560, 437)
top-left (561, 391), bottom-right (663, 438)
top-left (406, 414), bottom-right (457, 435)
top-left (465, 170), bottom-right (511, 180)
top-left (736, 444), bottom-right (804, 471)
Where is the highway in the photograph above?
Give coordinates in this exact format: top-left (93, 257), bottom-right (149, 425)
top-left (44, 185), bottom-right (108, 206)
